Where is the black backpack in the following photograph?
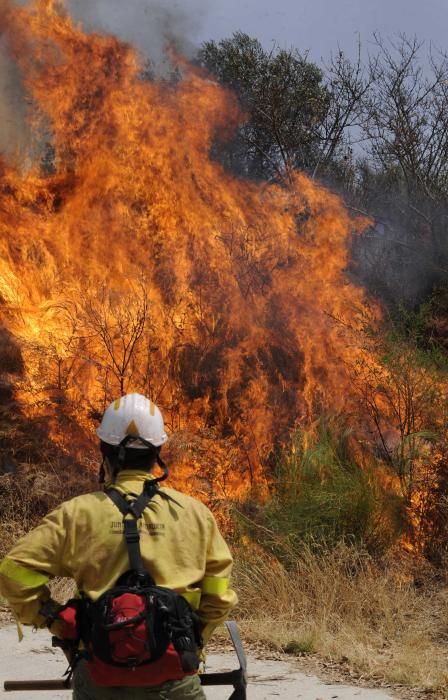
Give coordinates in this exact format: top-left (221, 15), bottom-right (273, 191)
top-left (79, 480), bottom-right (202, 685)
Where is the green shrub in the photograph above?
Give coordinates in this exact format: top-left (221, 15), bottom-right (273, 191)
top-left (282, 639), bottom-right (314, 655)
top-left (237, 417), bottom-right (404, 563)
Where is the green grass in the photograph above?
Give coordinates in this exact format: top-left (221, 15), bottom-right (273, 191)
top-left (282, 639), bottom-right (315, 655)
top-left (237, 417), bottom-right (404, 565)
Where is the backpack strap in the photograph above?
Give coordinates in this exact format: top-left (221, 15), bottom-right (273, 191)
top-left (106, 482), bottom-right (158, 580)
top-left (106, 481), bottom-right (183, 582)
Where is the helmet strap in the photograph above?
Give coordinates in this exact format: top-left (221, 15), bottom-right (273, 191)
top-left (98, 457), bottom-right (119, 485)
top-left (148, 453), bottom-right (168, 485)
top-left (155, 452), bottom-right (168, 481)
top-left (118, 443), bottom-right (127, 468)
top-left (98, 458), bottom-right (106, 484)
top-left (117, 434), bottom-right (134, 469)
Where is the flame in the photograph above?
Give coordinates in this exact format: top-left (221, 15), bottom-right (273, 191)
top-left (0, 0), bottom-right (382, 498)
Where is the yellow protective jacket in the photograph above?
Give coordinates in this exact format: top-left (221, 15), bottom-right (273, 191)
top-left (0, 471), bottom-right (237, 644)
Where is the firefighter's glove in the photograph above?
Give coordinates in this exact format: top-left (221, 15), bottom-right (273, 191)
top-left (57, 599), bottom-right (81, 640)
top-left (40, 598), bottom-right (63, 628)
top-left (44, 599), bottom-right (81, 641)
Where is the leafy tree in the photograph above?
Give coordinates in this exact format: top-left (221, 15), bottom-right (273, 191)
top-left (198, 32), bottom-right (330, 179)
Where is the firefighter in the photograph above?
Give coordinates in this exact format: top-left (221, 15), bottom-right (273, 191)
top-left (0, 393), bottom-right (238, 699)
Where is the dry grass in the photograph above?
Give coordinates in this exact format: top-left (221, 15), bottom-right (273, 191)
top-left (233, 542), bottom-right (448, 692)
top-left (1, 455), bottom-right (88, 615)
top-left (0, 460), bottom-right (98, 558)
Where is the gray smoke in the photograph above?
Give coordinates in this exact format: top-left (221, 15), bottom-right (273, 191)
top-left (0, 0), bottom-right (209, 159)
top-left (0, 39), bottom-right (33, 163)
top-left (67, 0), bottom-right (209, 71)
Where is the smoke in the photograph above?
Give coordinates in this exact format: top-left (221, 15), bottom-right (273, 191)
top-left (67, 0), bottom-right (209, 71)
top-left (0, 0), bottom-right (210, 157)
top-left (0, 39), bottom-right (32, 161)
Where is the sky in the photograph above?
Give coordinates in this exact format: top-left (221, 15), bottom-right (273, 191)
top-left (200, 0), bottom-right (448, 61)
top-left (1, 0), bottom-right (447, 157)
top-left (67, 0), bottom-right (448, 65)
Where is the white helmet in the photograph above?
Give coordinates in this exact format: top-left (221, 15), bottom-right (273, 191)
top-left (96, 393), bottom-right (168, 448)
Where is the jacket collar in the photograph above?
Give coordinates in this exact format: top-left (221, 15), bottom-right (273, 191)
top-left (105, 470), bottom-right (156, 493)
top-left (104, 470), bottom-right (183, 507)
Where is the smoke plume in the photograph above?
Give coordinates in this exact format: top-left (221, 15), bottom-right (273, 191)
top-left (67, 0), bottom-right (208, 71)
top-left (0, 40), bottom-right (31, 160)
top-left (0, 0), bottom-right (209, 158)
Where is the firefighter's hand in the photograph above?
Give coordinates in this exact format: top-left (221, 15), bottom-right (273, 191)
top-left (39, 598), bottom-right (63, 629)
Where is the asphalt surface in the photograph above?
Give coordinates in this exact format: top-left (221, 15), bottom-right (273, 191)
top-left (0, 625), bottom-right (396, 699)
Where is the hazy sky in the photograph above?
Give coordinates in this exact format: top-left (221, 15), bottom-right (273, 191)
top-left (2, 0), bottom-right (447, 157)
top-left (64, 0), bottom-right (448, 65)
top-left (201, 0), bottom-right (448, 60)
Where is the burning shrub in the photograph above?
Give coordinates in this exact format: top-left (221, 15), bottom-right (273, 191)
top-left (0, 327), bottom-right (23, 376)
top-left (416, 446), bottom-right (448, 567)
top-left (0, 458), bottom-right (97, 558)
top-left (0, 0), bottom-right (381, 501)
top-left (236, 418), bottom-right (405, 563)
top-left (352, 307), bottom-right (448, 555)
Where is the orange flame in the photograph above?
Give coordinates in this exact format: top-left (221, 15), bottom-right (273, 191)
top-left (0, 0), bottom-right (381, 498)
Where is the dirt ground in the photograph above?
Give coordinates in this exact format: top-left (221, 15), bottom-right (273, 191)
top-left (0, 624), bottom-right (399, 700)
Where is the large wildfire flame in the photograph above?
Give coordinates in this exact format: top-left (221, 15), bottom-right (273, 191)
top-left (0, 0), bottom-right (379, 499)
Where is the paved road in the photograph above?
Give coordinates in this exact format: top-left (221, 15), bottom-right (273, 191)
top-left (0, 625), bottom-right (395, 699)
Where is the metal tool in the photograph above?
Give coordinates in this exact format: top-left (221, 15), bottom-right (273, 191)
top-left (4, 621), bottom-right (248, 699)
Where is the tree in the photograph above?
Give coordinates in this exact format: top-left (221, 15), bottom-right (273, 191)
top-left (198, 32), bottom-right (330, 180)
top-left (41, 301), bottom-right (83, 392)
top-left (362, 35), bottom-right (448, 202)
top-left (334, 35), bottom-right (448, 305)
top-left (81, 281), bottom-right (149, 397)
top-left (314, 42), bottom-right (375, 180)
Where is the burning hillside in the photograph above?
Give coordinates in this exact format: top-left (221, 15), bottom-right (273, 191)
top-left (0, 0), bottom-right (380, 498)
